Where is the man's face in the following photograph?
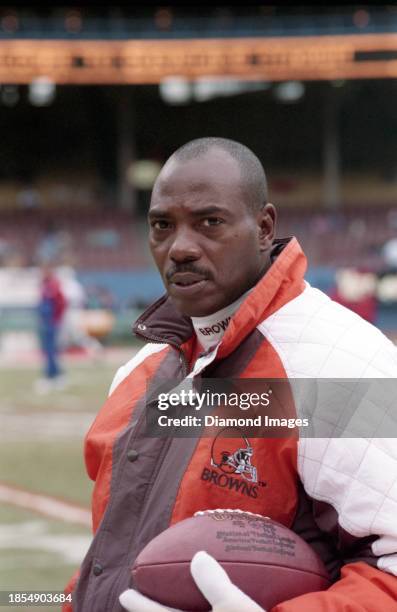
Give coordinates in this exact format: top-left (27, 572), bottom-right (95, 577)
top-left (148, 148), bottom-right (274, 317)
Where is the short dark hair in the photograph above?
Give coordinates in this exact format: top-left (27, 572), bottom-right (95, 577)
top-left (171, 137), bottom-right (268, 212)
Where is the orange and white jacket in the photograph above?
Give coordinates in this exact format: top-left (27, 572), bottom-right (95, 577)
top-left (66, 238), bottom-right (397, 611)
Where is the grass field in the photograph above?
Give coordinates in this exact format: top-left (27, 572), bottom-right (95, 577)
top-left (0, 355), bottom-right (132, 611)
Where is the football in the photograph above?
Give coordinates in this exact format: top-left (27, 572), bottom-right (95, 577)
top-left (131, 509), bottom-right (331, 611)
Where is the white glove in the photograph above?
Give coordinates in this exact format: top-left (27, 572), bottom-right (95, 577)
top-left (119, 550), bottom-right (266, 612)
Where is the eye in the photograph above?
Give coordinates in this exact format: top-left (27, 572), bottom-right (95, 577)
top-left (151, 220), bottom-right (171, 230)
top-left (202, 217), bottom-right (223, 227)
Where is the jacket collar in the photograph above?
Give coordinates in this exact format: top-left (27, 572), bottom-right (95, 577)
top-left (132, 237), bottom-right (307, 356)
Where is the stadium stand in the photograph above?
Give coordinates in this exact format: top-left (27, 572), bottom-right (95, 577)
top-left (0, 205), bottom-right (394, 271)
top-left (0, 209), bottom-right (150, 269)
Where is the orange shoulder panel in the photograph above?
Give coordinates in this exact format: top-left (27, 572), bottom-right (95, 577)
top-left (218, 238), bottom-right (306, 360)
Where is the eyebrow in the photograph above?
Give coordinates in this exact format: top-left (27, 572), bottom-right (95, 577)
top-left (148, 205), bottom-right (228, 220)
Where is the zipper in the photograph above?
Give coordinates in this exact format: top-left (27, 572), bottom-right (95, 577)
top-left (135, 322), bottom-right (189, 378)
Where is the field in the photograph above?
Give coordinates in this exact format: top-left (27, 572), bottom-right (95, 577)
top-left (0, 351), bottom-right (135, 612)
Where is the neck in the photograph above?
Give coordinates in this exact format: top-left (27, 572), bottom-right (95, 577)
top-left (191, 289), bottom-right (252, 351)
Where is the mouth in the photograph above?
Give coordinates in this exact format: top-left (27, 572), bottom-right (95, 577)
top-left (168, 273), bottom-right (209, 296)
top-left (169, 272), bottom-right (206, 286)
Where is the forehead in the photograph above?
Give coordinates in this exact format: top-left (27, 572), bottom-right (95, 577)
top-left (150, 148), bottom-right (243, 211)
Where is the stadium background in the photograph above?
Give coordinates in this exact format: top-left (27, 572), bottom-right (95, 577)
top-left (0, 5), bottom-right (396, 610)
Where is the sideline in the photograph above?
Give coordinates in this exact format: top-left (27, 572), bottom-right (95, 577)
top-left (0, 482), bottom-right (91, 527)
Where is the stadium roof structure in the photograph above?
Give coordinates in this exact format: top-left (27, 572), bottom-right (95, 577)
top-left (0, 7), bottom-right (396, 40)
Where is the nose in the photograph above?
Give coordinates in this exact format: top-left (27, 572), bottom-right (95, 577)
top-left (168, 228), bottom-right (201, 263)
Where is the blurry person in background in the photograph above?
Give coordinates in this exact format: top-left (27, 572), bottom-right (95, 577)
top-left (35, 261), bottom-right (67, 394)
top-left (57, 265), bottom-right (104, 359)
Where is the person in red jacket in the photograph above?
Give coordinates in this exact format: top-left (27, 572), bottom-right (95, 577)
top-left (65, 138), bottom-right (397, 612)
top-left (35, 262), bottom-right (67, 393)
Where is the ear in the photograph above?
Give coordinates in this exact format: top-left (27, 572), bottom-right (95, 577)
top-left (257, 203), bottom-right (276, 252)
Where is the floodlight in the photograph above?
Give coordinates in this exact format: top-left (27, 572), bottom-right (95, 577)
top-left (159, 77), bottom-right (191, 105)
top-left (28, 77), bottom-right (56, 107)
top-left (274, 81), bottom-right (305, 103)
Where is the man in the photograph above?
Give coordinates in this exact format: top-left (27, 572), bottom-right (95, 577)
top-left (65, 138), bottom-right (397, 611)
top-left (35, 262), bottom-right (67, 393)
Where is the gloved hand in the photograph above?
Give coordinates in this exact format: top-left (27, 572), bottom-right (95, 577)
top-left (119, 550), bottom-right (266, 612)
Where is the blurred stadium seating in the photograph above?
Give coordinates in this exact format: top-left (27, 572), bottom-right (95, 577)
top-left (0, 208), bottom-right (149, 269)
top-left (2, 200), bottom-right (397, 337)
top-left (0, 203), bottom-right (394, 270)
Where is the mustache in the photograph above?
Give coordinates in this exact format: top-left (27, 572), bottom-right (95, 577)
top-left (165, 263), bottom-right (212, 282)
